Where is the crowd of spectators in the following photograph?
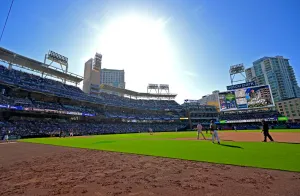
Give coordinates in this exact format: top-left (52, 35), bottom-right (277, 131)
top-left (0, 119), bottom-right (186, 137)
top-left (0, 65), bottom-right (181, 110)
top-left (219, 110), bottom-right (281, 121)
top-left (216, 122), bottom-right (300, 130)
top-left (1, 94), bottom-right (181, 119)
top-left (287, 123), bottom-right (300, 129)
top-left (105, 110), bottom-right (180, 119)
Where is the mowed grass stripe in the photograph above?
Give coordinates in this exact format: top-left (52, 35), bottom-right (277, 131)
top-left (22, 131), bottom-right (300, 172)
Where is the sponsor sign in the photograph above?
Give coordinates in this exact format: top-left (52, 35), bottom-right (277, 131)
top-left (226, 81), bottom-right (256, 90)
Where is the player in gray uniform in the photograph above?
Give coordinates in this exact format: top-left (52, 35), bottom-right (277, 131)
top-left (210, 120), bottom-right (220, 144)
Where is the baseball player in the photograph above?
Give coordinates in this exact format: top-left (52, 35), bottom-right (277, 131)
top-left (210, 120), bottom-right (220, 144)
top-left (149, 128), bottom-right (153, 135)
top-left (195, 123), bottom-right (206, 140)
top-left (4, 133), bottom-right (9, 143)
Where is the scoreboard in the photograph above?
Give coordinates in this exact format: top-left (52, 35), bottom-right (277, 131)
top-left (218, 85), bottom-right (275, 111)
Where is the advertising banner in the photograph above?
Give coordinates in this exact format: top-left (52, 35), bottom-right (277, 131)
top-left (9, 106), bottom-right (23, 110)
top-left (0, 104), bottom-right (9, 108)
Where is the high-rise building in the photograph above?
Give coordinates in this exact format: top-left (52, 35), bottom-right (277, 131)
top-left (245, 56), bottom-right (300, 102)
top-left (83, 53), bottom-right (125, 97)
top-left (100, 69), bottom-right (125, 89)
top-left (83, 54), bottom-right (102, 96)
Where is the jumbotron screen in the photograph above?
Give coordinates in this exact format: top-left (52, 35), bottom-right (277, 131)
top-left (218, 85), bottom-right (274, 111)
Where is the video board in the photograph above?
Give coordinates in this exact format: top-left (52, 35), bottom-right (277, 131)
top-left (218, 85), bottom-right (274, 111)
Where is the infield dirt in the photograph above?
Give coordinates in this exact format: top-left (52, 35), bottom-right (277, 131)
top-left (0, 142), bottom-right (300, 196)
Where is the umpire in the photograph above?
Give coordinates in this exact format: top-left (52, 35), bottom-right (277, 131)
top-left (261, 120), bottom-right (274, 142)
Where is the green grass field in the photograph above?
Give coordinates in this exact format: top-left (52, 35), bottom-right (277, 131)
top-left (22, 130), bottom-right (300, 172)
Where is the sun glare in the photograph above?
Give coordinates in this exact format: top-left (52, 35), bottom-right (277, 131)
top-left (95, 14), bottom-right (175, 85)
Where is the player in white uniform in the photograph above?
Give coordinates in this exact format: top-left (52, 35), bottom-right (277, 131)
top-left (196, 123), bottom-right (206, 140)
top-left (149, 128), bottom-right (153, 135)
top-left (4, 134), bottom-right (9, 143)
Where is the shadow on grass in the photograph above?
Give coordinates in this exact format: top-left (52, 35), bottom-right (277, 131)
top-left (218, 143), bottom-right (243, 149)
top-left (275, 142), bottom-right (300, 145)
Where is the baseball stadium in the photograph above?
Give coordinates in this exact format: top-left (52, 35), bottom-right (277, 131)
top-left (0, 46), bottom-right (300, 196)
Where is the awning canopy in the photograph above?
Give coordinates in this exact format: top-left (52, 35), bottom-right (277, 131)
top-left (0, 47), bottom-right (83, 83)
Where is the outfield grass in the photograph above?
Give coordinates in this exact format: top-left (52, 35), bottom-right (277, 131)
top-left (22, 130), bottom-right (300, 172)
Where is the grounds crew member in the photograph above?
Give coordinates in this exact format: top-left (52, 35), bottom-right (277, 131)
top-left (261, 120), bottom-right (274, 142)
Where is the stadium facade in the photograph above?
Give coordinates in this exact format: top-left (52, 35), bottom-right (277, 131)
top-left (198, 90), bottom-right (220, 111)
top-left (276, 98), bottom-right (300, 122)
top-left (245, 56), bottom-right (300, 102)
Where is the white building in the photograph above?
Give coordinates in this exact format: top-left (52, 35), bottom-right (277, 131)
top-left (83, 53), bottom-right (125, 97)
top-left (100, 69), bottom-right (125, 89)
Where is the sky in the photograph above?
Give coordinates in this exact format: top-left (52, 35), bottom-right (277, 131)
top-left (0, 0), bottom-right (299, 103)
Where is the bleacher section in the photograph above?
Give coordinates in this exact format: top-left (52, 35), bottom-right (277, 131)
top-left (0, 65), bottom-right (181, 111)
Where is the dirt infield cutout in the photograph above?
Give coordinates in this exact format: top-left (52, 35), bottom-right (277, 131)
top-left (0, 141), bottom-right (300, 196)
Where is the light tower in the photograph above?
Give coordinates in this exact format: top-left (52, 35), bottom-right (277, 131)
top-left (229, 63), bottom-right (246, 85)
top-left (44, 50), bottom-right (69, 83)
top-left (159, 84), bottom-right (169, 94)
top-left (147, 84), bottom-right (159, 93)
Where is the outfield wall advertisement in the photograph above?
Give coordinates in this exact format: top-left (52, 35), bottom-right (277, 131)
top-left (218, 85), bottom-right (274, 111)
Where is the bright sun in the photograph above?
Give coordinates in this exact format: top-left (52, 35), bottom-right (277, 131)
top-left (95, 14), bottom-right (175, 78)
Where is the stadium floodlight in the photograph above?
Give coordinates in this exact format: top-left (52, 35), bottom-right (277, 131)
top-left (159, 84), bottom-right (169, 90)
top-left (47, 50), bottom-right (68, 66)
top-left (230, 64), bottom-right (245, 74)
top-left (159, 84), bottom-right (170, 94)
top-left (148, 84), bottom-right (159, 89)
top-left (44, 50), bottom-right (69, 83)
top-left (229, 63), bottom-right (246, 85)
top-left (147, 84), bottom-right (159, 93)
